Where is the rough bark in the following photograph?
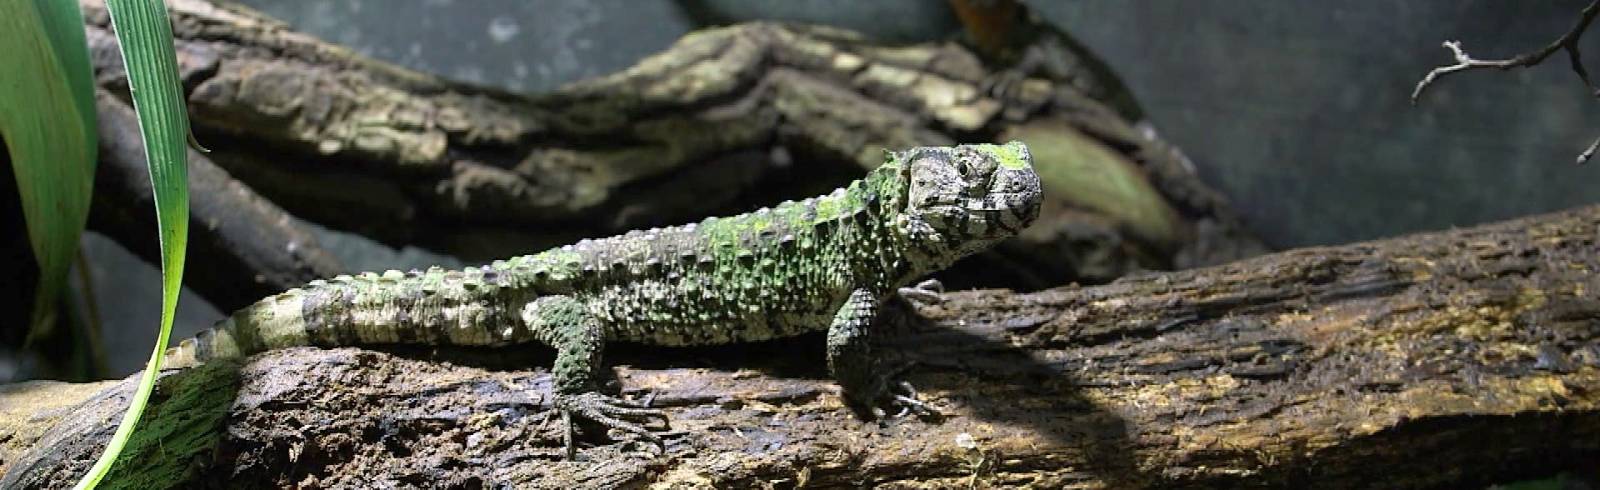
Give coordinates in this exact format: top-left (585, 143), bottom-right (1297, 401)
top-left (79, 0), bottom-right (1263, 292)
top-left (5, 205), bottom-right (1598, 489)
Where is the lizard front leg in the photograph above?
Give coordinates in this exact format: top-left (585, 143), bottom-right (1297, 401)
top-left (522, 295), bottom-right (667, 459)
top-left (827, 288), bottom-right (938, 419)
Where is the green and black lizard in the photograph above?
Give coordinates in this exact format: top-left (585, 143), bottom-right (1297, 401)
top-left (167, 142), bottom-right (1043, 458)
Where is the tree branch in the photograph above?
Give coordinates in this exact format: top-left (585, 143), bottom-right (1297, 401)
top-left (1412, 0), bottom-right (1600, 103)
top-left (1411, 1), bottom-right (1600, 164)
top-left (87, 91), bottom-right (346, 312)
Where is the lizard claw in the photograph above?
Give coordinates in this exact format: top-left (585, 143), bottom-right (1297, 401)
top-left (896, 380), bottom-right (920, 399)
top-left (897, 279), bottom-right (946, 307)
top-left (555, 392), bottom-right (670, 459)
top-left (887, 380), bottom-right (940, 419)
top-left (852, 368), bottom-right (941, 422)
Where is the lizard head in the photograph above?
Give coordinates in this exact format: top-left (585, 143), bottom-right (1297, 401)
top-left (891, 141), bottom-right (1042, 268)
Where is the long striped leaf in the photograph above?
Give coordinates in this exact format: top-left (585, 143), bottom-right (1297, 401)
top-left (76, 0), bottom-right (192, 487)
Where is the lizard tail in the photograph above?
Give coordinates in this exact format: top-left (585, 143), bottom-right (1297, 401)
top-left (166, 285), bottom-right (323, 368)
top-left (164, 316), bottom-right (256, 368)
top-left (162, 266), bottom-right (523, 368)
top-left (165, 288), bottom-right (304, 368)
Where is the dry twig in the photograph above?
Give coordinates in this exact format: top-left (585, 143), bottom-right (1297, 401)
top-left (1411, 0), bottom-right (1600, 163)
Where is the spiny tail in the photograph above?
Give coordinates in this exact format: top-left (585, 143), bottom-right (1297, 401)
top-left (164, 286), bottom-right (311, 368)
top-left (165, 317), bottom-right (249, 368)
top-left (165, 266), bottom-right (532, 368)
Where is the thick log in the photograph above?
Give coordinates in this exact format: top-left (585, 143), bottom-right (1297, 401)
top-left (0, 88), bottom-right (345, 376)
top-left (78, 0), bottom-right (1263, 291)
top-left (87, 90), bottom-right (345, 312)
top-left (4, 206), bottom-right (1598, 488)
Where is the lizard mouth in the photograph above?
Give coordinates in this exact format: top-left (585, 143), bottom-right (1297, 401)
top-left (920, 190), bottom-right (1039, 237)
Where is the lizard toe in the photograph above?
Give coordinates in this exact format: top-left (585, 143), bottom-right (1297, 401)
top-left (555, 392), bottom-right (671, 458)
top-left (897, 279), bottom-right (946, 306)
top-left (893, 378), bottom-right (941, 418)
top-left (848, 377), bottom-right (942, 422)
top-left (892, 394), bottom-right (938, 418)
top-left (879, 378), bottom-right (941, 421)
top-left (894, 380), bottom-right (920, 399)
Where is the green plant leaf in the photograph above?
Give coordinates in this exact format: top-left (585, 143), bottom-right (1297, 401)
top-left (76, 0), bottom-right (193, 488)
top-left (0, 0), bottom-right (99, 345)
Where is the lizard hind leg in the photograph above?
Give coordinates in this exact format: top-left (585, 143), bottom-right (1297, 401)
top-left (522, 295), bottom-right (669, 459)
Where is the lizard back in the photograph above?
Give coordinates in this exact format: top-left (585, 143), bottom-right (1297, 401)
top-left (166, 142), bottom-right (1041, 364)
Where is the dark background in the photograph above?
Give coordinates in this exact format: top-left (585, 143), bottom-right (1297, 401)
top-left (53, 0), bottom-right (1600, 378)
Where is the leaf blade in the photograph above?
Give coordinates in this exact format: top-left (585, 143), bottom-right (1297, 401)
top-left (0, 0), bottom-right (99, 348)
top-left (75, 0), bottom-right (192, 487)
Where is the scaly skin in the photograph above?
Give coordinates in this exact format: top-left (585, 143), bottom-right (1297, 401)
top-left (167, 142), bottom-right (1043, 458)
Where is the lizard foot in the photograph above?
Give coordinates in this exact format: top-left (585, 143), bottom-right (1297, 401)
top-left (555, 392), bottom-right (670, 460)
top-left (849, 364), bottom-right (942, 422)
top-left (897, 279), bottom-right (946, 307)
top-left (871, 380), bottom-right (941, 421)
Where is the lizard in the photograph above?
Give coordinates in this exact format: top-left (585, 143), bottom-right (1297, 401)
top-left (164, 141), bottom-right (1043, 458)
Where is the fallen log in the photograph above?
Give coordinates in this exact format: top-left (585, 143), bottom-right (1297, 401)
top-left (0, 79), bottom-right (346, 376)
top-left (78, 0), bottom-right (1263, 293)
top-left (4, 205), bottom-right (1597, 488)
top-left (88, 90), bottom-right (345, 313)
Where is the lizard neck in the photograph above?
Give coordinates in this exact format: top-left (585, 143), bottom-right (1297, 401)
top-left (870, 150), bottom-right (1010, 288)
top-left (864, 154), bottom-right (964, 289)
top-left (848, 156), bottom-right (926, 294)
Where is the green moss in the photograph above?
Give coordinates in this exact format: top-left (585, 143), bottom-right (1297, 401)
top-left (103, 362), bottom-right (241, 489)
top-left (987, 141), bottom-right (1032, 170)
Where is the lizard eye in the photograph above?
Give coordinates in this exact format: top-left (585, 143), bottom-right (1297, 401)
top-left (964, 166), bottom-right (991, 198)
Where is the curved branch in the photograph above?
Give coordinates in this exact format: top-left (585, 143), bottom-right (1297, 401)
top-left (88, 91), bottom-right (346, 312)
top-left (1411, 0), bottom-right (1600, 164)
top-left (1411, 0), bottom-right (1600, 104)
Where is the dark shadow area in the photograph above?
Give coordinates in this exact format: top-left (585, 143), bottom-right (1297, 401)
top-left (874, 301), bottom-right (1150, 487)
top-left (0, 134), bottom-right (35, 346)
top-left (1244, 412), bottom-right (1600, 489)
top-left (0, 135), bottom-right (63, 383)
